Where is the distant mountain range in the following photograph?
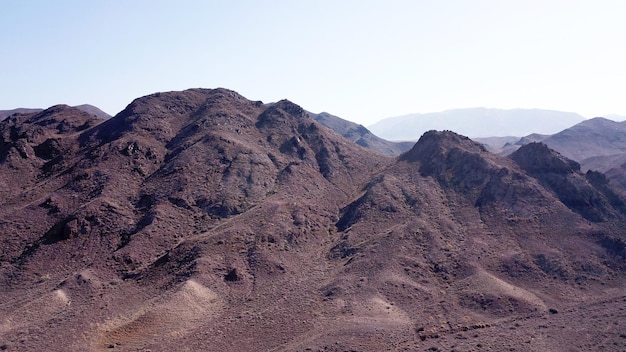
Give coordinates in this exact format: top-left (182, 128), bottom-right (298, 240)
top-left (0, 104), bottom-right (111, 121)
top-left (368, 108), bottom-right (586, 140)
top-left (0, 108), bottom-right (44, 121)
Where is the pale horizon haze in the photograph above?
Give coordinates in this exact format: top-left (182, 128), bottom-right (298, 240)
top-left (2, 0), bottom-right (625, 126)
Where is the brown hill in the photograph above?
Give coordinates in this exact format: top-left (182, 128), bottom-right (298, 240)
top-left (481, 117), bottom-right (626, 192)
top-left (1, 105), bottom-right (111, 122)
top-left (546, 118), bottom-right (626, 193)
top-left (1, 89), bottom-right (625, 351)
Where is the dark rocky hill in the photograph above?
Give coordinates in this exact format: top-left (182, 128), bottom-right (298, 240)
top-left (1, 89), bottom-right (625, 351)
top-left (483, 117), bottom-right (626, 192)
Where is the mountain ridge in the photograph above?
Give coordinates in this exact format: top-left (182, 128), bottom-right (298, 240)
top-left (1, 88), bottom-right (625, 351)
top-left (308, 110), bottom-right (413, 155)
top-left (0, 104), bottom-right (111, 121)
top-left (369, 107), bottom-right (586, 140)
top-left (478, 116), bottom-right (626, 192)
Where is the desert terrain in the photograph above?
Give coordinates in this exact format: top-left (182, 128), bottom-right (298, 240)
top-left (1, 88), bottom-right (625, 351)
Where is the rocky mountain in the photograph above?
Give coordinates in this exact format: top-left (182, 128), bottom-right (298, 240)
top-left (0, 108), bottom-right (44, 121)
top-left (538, 117), bottom-right (626, 162)
top-left (480, 117), bottom-right (626, 192)
top-left (72, 104), bottom-right (112, 120)
top-left (368, 108), bottom-right (585, 140)
top-left (308, 111), bottom-right (413, 155)
top-left (544, 118), bottom-right (626, 194)
top-left (1, 104), bottom-right (111, 121)
top-left (1, 89), bottom-right (625, 351)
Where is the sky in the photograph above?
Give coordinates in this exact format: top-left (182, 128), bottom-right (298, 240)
top-left (2, 0), bottom-right (625, 126)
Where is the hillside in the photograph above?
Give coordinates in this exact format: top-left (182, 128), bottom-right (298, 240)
top-left (309, 111), bottom-right (413, 155)
top-left (538, 117), bottom-right (626, 162)
top-left (1, 104), bottom-right (111, 121)
top-left (72, 104), bottom-right (112, 120)
top-left (368, 108), bottom-right (585, 140)
top-left (0, 108), bottom-right (44, 121)
top-left (483, 117), bottom-right (626, 163)
top-left (481, 117), bottom-right (626, 191)
top-left (1, 89), bottom-right (625, 351)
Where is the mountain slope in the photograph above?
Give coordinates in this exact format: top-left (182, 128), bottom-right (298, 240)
top-left (308, 111), bottom-right (413, 155)
top-left (485, 117), bottom-right (626, 191)
top-left (1, 89), bottom-right (625, 351)
top-left (369, 108), bottom-right (585, 140)
top-left (73, 104), bottom-right (112, 120)
top-left (538, 117), bottom-right (626, 161)
top-left (0, 108), bottom-right (44, 121)
top-left (1, 105), bottom-right (111, 121)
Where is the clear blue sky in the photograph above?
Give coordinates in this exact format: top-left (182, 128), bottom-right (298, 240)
top-left (2, 0), bottom-right (625, 125)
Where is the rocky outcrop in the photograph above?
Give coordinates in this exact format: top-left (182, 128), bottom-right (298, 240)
top-left (511, 142), bottom-right (626, 221)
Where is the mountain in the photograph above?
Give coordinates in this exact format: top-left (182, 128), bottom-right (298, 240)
top-left (308, 111), bottom-right (413, 155)
top-left (538, 117), bottom-right (626, 162)
top-left (1, 89), bottom-right (625, 351)
top-left (604, 114), bottom-right (626, 121)
top-left (0, 108), bottom-right (44, 120)
top-left (1, 104), bottom-right (111, 121)
top-left (480, 117), bottom-right (626, 191)
top-left (538, 118), bottom-right (626, 193)
top-left (368, 108), bottom-right (585, 140)
top-left (73, 104), bottom-right (112, 120)
top-left (484, 117), bottom-right (626, 163)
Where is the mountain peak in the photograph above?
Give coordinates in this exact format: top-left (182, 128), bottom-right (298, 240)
top-left (511, 142), bottom-right (626, 222)
top-left (73, 104), bottom-right (111, 119)
top-left (10, 104), bottom-right (103, 137)
top-left (400, 130), bottom-right (487, 163)
top-left (511, 142), bottom-right (580, 175)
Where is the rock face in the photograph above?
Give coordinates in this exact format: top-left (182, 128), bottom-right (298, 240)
top-left (1, 89), bottom-right (625, 351)
top-left (511, 142), bottom-right (626, 222)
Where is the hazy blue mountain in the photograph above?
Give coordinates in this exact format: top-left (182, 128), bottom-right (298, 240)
top-left (368, 108), bottom-right (585, 140)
